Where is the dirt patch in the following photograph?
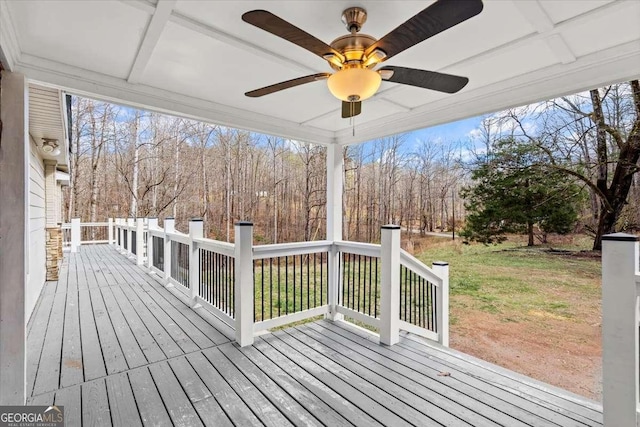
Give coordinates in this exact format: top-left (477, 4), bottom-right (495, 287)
top-left (450, 310), bottom-right (602, 401)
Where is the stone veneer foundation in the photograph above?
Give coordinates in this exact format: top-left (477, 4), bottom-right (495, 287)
top-left (46, 226), bottom-right (62, 280)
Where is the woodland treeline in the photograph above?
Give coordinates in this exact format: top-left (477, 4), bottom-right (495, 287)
top-left (67, 97), bottom-right (463, 243)
top-left (67, 80), bottom-right (639, 248)
top-left (463, 80), bottom-right (639, 250)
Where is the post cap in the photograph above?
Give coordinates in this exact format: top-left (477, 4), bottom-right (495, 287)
top-left (432, 261), bottom-right (449, 266)
top-left (235, 221), bottom-right (253, 226)
top-left (602, 233), bottom-right (639, 242)
top-left (189, 217), bottom-right (204, 222)
top-left (381, 224), bottom-right (400, 230)
top-left (164, 217), bottom-right (175, 220)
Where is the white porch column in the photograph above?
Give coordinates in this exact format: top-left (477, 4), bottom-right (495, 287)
top-left (189, 218), bottom-right (203, 307)
top-left (602, 233), bottom-right (639, 427)
top-left (107, 218), bottom-right (113, 245)
top-left (0, 70), bottom-right (28, 404)
top-left (164, 218), bottom-right (175, 286)
top-left (234, 221), bottom-right (254, 347)
top-left (136, 218), bottom-right (144, 266)
top-left (326, 144), bottom-right (343, 320)
top-left (147, 218), bottom-right (158, 271)
top-left (70, 218), bottom-right (81, 253)
top-left (380, 225), bottom-right (401, 346)
top-left (433, 261), bottom-right (450, 347)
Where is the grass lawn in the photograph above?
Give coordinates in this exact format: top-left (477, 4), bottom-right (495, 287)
top-left (409, 234), bottom-right (603, 400)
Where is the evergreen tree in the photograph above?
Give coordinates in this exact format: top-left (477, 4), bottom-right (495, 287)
top-left (461, 139), bottom-right (583, 246)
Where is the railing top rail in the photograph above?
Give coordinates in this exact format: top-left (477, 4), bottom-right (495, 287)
top-left (148, 228), bottom-right (165, 237)
top-left (253, 240), bottom-right (332, 259)
top-left (166, 230), bottom-right (190, 245)
top-left (399, 249), bottom-right (443, 286)
top-left (335, 240), bottom-right (381, 258)
top-left (81, 222), bottom-right (109, 227)
top-left (193, 237), bottom-right (235, 258)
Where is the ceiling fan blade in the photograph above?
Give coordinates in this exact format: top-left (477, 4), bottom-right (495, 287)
top-left (342, 101), bottom-right (362, 118)
top-left (245, 73), bottom-right (331, 98)
top-left (380, 66), bottom-right (468, 93)
top-left (242, 10), bottom-right (344, 62)
top-left (365, 0), bottom-right (483, 62)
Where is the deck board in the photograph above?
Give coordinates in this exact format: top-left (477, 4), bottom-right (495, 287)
top-left (81, 378), bottom-right (111, 427)
top-left (60, 286), bottom-right (83, 388)
top-left (105, 372), bottom-right (143, 427)
top-left (293, 325), bottom-right (506, 427)
top-left (54, 385), bottom-right (81, 427)
top-left (26, 291), bottom-right (55, 396)
top-left (27, 245), bottom-right (603, 426)
top-left (78, 288), bottom-right (107, 381)
top-left (32, 291), bottom-right (66, 395)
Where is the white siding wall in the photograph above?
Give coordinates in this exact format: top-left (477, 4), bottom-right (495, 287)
top-left (44, 161), bottom-right (57, 227)
top-left (26, 136), bottom-right (46, 319)
top-left (56, 182), bottom-right (62, 224)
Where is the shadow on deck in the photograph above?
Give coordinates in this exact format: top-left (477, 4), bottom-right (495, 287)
top-left (26, 245), bottom-right (603, 426)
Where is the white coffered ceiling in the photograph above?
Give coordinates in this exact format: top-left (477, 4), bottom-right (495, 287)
top-left (1, 0), bottom-right (639, 145)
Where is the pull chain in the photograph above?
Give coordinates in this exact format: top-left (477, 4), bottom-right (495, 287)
top-left (351, 102), bottom-right (356, 136)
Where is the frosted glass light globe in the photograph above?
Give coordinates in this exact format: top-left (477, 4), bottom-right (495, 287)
top-left (327, 68), bottom-right (381, 102)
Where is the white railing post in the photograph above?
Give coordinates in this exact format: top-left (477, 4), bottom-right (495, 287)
top-left (234, 221), bottom-right (254, 347)
top-left (164, 217), bottom-right (174, 286)
top-left (147, 218), bottom-right (158, 271)
top-left (189, 218), bottom-right (204, 307)
top-left (136, 218), bottom-right (144, 266)
top-left (108, 218), bottom-right (114, 245)
top-left (327, 245), bottom-right (343, 321)
top-left (127, 218), bottom-right (134, 257)
top-left (602, 233), bottom-right (639, 427)
top-left (70, 217), bottom-right (81, 253)
top-left (326, 143), bottom-right (343, 321)
top-left (380, 224), bottom-right (401, 346)
top-left (433, 261), bottom-right (450, 347)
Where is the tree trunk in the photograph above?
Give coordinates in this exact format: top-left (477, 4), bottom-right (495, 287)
top-left (527, 221), bottom-right (534, 246)
top-left (591, 80), bottom-right (640, 250)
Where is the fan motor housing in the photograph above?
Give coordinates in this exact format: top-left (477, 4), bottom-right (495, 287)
top-left (329, 33), bottom-right (377, 70)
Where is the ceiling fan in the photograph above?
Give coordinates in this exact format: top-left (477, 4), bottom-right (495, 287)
top-left (242, 0), bottom-right (484, 119)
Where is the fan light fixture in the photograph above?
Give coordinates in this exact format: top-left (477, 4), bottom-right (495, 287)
top-left (41, 138), bottom-right (61, 156)
top-left (327, 67), bottom-right (381, 102)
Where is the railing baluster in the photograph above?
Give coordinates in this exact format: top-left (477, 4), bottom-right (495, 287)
top-left (320, 253), bottom-right (325, 306)
top-left (277, 257), bottom-right (281, 318)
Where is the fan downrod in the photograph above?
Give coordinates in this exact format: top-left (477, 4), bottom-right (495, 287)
top-left (341, 7), bottom-right (367, 33)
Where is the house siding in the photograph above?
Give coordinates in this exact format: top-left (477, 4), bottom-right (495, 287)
top-left (27, 136), bottom-right (46, 320)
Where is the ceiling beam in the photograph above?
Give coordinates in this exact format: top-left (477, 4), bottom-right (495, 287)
top-left (511, 0), bottom-right (576, 64)
top-left (120, 0), bottom-right (318, 75)
top-left (168, 11), bottom-right (317, 74)
top-left (127, 0), bottom-right (176, 84)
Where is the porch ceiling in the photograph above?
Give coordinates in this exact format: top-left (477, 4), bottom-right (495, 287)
top-left (2, 0), bottom-right (639, 145)
top-left (28, 84), bottom-right (69, 170)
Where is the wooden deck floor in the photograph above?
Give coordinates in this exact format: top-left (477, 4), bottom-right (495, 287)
top-left (27, 245), bottom-right (603, 426)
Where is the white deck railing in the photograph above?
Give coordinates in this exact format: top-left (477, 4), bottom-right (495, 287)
top-left (69, 217), bottom-right (450, 349)
top-left (601, 233), bottom-right (640, 427)
top-left (63, 218), bottom-right (114, 249)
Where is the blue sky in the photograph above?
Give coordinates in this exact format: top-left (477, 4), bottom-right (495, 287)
top-left (407, 116), bottom-right (482, 149)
